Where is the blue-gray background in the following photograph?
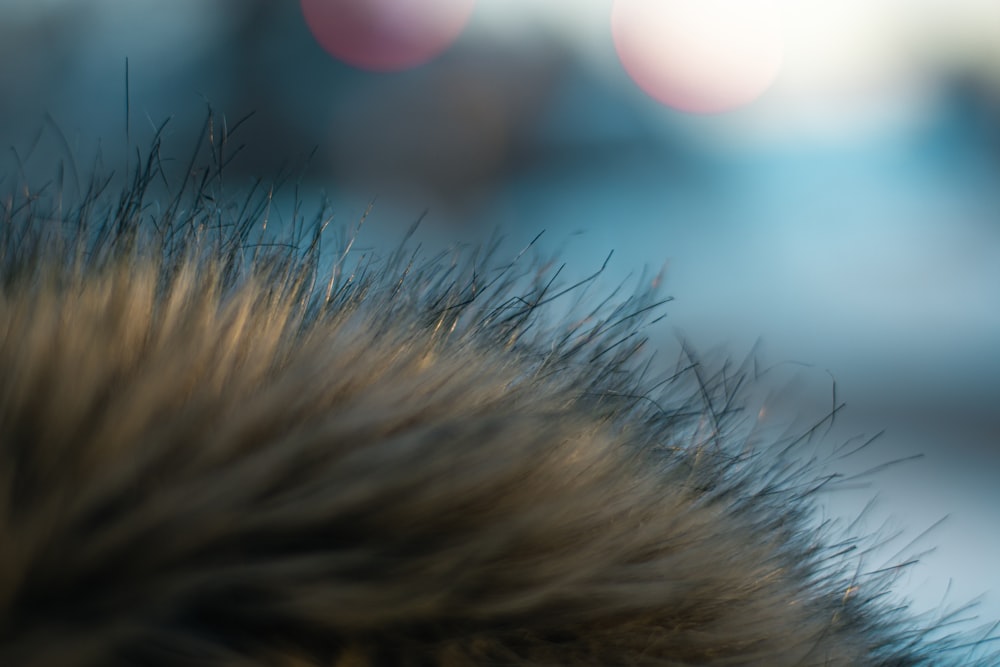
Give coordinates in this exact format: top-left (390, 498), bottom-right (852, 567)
top-left (2, 0), bottom-right (997, 628)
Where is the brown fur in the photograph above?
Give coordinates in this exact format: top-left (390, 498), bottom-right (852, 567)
top-left (0, 123), bottom-right (993, 665)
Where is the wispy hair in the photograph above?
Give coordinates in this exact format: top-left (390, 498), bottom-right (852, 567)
top-left (0, 113), bottom-right (995, 666)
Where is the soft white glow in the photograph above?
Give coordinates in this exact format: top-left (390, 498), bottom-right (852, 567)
top-left (611, 0), bottom-right (784, 113)
top-left (469, 0), bottom-right (1000, 133)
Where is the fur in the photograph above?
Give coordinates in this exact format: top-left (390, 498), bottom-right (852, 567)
top-left (0, 119), bottom-right (994, 665)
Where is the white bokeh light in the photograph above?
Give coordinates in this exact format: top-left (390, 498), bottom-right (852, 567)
top-left (611, 0), bottom-right (784, 113)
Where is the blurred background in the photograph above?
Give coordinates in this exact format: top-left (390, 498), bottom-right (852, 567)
top-left (1, 0), bottom-right (997, 629)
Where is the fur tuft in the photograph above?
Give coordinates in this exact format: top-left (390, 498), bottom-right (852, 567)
top-left (0, 117), bottom-right (995, 665)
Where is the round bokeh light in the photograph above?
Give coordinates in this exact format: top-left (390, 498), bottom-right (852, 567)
top-left (611, 0), bottom-right (784, 114)
top-left (301, 0), bottom-right (476, 72)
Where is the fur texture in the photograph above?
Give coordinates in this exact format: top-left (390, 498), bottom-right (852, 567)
top-left (0, 121), bottom-right (994, 665)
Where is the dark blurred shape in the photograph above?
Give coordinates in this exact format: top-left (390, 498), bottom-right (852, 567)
top-left (325, 39), bottom-right (571, 213)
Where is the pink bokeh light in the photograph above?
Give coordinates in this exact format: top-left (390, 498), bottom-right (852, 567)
top-left (611, 0), bottom-right (784, 114)
top-left (300, 0), bottom-right (476, 72)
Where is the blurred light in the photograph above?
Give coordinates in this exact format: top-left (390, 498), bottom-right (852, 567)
top-left (300, 0), bottom-right (476, 72)
top-left (609, 0), bottom-right (784, 113)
